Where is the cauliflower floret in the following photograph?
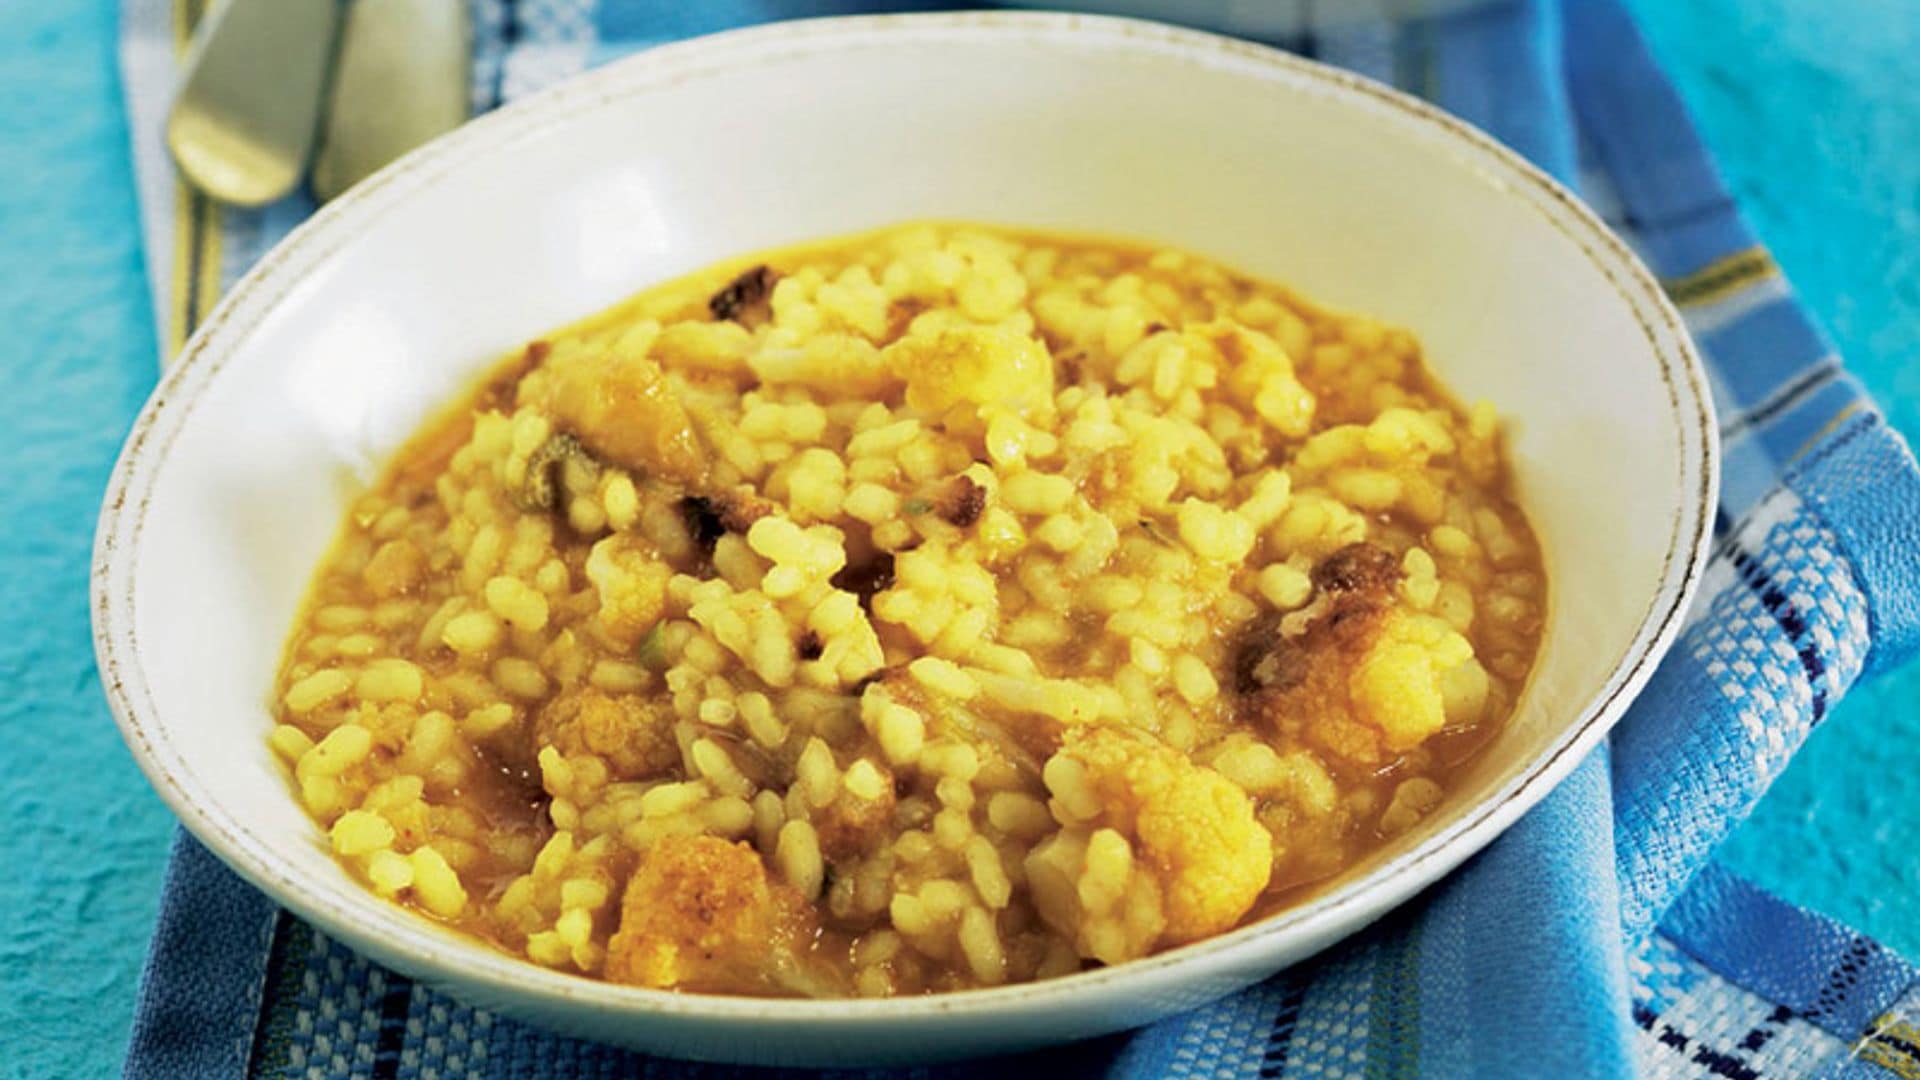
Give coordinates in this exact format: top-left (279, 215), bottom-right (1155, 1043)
top-left (650, 319), bottom-right (755, 379)
top-left (749, 332), bottom-right (897, 398)
top-left (1043, 727), bottom-right (1271, 946)
top-left (1210, 322), bottom-right (1315, 438)
top-left (584, 533), bottom-right (672, 649)
top-left (534, 687), bottom-right (678, 781)
top-left (1023, 826), bottom-right (1166, 965)
top-left (362, 539), bottom-right (425, 598)
top-left (1349, 611), bottom-right (1473, 751)
top-left (545, 345), bottom-right (707, 484)
top-left (605, 836), bottom-right (811, 991)
top-left (887, 324), bottom-right (1055, 422)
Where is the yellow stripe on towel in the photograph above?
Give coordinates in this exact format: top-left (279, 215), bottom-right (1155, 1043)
top-left (166, 0), bottom-right (223, 356)
top-left (1662, 246), bottom-right (1779, 309)
top-left (1854, 1015), bottom-right (1920, 1080)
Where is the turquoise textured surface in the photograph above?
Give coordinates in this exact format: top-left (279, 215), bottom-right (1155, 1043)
top-left (0, 4), bottom-right (173, 1079)
top-left (1627, 0), bottom-right (1920, 961)
top-left (0, 2), bottom-right (1912, 1077)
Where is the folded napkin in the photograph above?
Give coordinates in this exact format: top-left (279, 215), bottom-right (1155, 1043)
top-left (120, 1), bottom-right (1920, 1075)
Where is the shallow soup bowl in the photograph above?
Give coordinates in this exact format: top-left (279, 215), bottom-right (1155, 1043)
top-left (94, 12), bottom-right (1715, 1067)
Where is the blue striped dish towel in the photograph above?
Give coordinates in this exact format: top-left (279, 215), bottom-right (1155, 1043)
top-left (118, 1), bottom-right (1920, 1076)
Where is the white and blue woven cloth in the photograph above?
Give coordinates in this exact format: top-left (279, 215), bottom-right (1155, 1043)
top-left (119, 1), bottom-right (1920, 1076)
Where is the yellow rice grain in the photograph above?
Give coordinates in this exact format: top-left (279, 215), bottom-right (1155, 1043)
top-left (284, 669), bottom-right (351, 714)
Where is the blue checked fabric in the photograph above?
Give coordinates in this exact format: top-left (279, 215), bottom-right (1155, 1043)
top-left (119, 1), bottom-right (1920, 1076)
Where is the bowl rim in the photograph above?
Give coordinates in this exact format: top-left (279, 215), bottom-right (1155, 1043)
top-left (93, 10), bottom-right (1718, 1026)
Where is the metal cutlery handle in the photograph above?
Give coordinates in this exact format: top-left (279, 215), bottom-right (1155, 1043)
top-left (313, 0), bottom-right (472, 204)
top-left (166, 0), bottom-right (340, 207)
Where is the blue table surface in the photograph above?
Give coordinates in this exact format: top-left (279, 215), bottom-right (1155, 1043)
top-left (2, 3), bottom-right (1915, 1076)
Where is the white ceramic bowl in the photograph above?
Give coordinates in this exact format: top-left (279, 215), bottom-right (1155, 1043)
top-left (95, 12), bottom-right (1716, 1066)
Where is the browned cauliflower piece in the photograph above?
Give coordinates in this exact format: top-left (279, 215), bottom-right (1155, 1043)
top-left (1235, 543), bottom-right (1474, 767)
top-left (545, 346), bottom-right (707, 484)
top-left (813, 764), bottom-right (897, 863)
top-left (1052, 727), bottom-right (1271, 944)
top-left (605, 836), bottom-right (812, 991)
top-left (534, 687), bottom-right (678, 781)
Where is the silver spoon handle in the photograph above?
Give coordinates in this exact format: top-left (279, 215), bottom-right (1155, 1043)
top-left (312, 0), bottom-right (472, 204)
top-left (166, 0), bottom-right (341, 208)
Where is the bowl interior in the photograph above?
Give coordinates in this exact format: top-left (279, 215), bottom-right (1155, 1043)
top-left (99, 14), bottom-right (1709, 1064)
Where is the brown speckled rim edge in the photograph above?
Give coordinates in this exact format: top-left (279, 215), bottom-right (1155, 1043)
top-left (92, 11), bottom-right (1718, 1035)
